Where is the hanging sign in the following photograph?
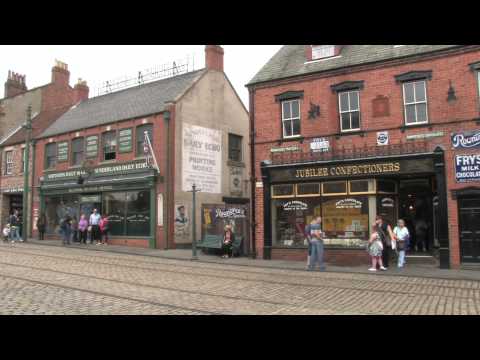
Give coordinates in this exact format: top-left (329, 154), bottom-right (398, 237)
top-left (86, 135), bottom-right (99, 158)
top-left (377, 131), bottom-right (389, 146)
top-left (57, 142), bottom-right (69, 162)
top-left (310, 138), bottom-right (330, 152)
top-left (455, 154), bottom-right (480, 182)
top-left (451, 130), bottom-right (480, 149)
top-left (118, 128), bottom-right (133, 153)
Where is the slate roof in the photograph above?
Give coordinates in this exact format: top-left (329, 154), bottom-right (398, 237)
top-left (247, 45), bottom-right (464, 86)
top-left (39, 69), bottom-right (206, 138)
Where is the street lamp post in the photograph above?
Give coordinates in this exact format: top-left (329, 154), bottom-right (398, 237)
top-left (188, 183), bottom-right (201, 260)
top-left (22, 105), bottom-right (32, 242)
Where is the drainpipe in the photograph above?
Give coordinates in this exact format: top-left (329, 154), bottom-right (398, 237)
top-left (29, 139), bottom-right (37, 238)
top-left (163, 109), bottom-right (171, 249)
top-left (22, 105), bottom-right (32, 241)
top-left (248, 88), bottom-right (257, 259)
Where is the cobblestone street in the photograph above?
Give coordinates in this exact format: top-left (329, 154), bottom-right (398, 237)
top-left (1, 242), bottom-right (480, 315)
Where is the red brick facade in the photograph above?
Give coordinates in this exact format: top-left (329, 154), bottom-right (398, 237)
top-left (249, 46), bottom-right (480, 268)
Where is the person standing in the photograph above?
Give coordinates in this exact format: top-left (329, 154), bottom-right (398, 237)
top-left (304, 218), bottom-right (316, 269)
top-left (415, 218), bottom-right (428, 252)
top-left (375, 215), bottom-right (394, 270)
top-left (78, 214), bottom-right (88, 244)
top-left (71, 216), bottom-right (79, 243)
top-left (89, 209), bottom-right (101, 245)
top-left (308, 216), bottom-right (326, 271)
top-left (221, 224), bottom-right (235, 258)
top-left (60, 216), bottom-right (72, 245)
top-left (99, 214), bottom-right (109, 245)
top-left (9, 210), bottom-right (22, 243)
top-left (36, 213), bottom-right (46, 240)
top-left (368, 224), bottom-right (387, 271)
top-left (393, 219), bottom-right (410, 268)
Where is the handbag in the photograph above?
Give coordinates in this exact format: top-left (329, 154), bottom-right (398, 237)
top-left (88, 226), bottom-right (92, 232)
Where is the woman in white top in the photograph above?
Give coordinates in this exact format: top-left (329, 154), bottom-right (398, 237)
top-left (393, 219), bottom-right (410, 268)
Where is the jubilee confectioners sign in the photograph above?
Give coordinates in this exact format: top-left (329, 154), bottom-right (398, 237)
top-left (452, 130), bottom-right (480, 149)
top-left (455, 154), bottom-right (480, 182)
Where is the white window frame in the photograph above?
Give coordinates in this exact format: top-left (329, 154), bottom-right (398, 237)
top-left (281, 99), bottom-right (301, 139)
top-left (477, 71), bottom-right (480, 105)
top-left (4, 151), bottom-right (13, 175)
top-left (312, 45), bottom-right (335, 60)
top-left (403, 80), bottom-right (429, 126)
top-left (338, 90), bottom-right (361, 132)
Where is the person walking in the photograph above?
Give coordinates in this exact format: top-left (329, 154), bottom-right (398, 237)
top-left (71, 216), bottom-right (79, 243)
top-left (36, 213), bottom-right (46, 240)
top-left (368, 224), bottom-right (387, 271)
top-left (393, 219), bottom-right (410, 268)
top-left (308, 216), bottom-right (326, 271)
top-left (89, 209), bottom-right (101, 245)
top-left (78, 214), bottom-right (88, 244)
top-left (221, 224), bottom-right (235, 258)
top-left (9, 210), bottom-right (22, 243)
top-left (304, 218), bottom-right (317, 269)
top-left (415, 218), bottom-right (428, 252)
top-left (99, 214), bottom-right (109, 245)
top-left (375, 215), bottom-right (394, 270)
top-left (60, 216), bottom-right (72, 245)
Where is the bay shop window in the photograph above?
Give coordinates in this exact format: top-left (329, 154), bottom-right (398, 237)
top-left (271, 179), bottom-right (395, 248)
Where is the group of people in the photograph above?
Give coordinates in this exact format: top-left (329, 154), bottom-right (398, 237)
top-left (2, 210), bottom-right (23, 244)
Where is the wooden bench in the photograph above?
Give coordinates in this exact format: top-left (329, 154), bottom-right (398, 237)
top-left (198, 235), bottom-right (243, 257)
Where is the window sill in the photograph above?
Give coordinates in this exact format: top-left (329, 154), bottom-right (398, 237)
top-left (278, 136), bottom-right (304, 145)
top-left (335, 130), bottom-right (365, 139)
top-left (69, 165), bottom-right (83, 169)
top-left (400, 123), bottom-right (432, 132)
top-left (227, 160), bottom-right (245, 168)
top-left (98, 160), bottom-right (117, 165)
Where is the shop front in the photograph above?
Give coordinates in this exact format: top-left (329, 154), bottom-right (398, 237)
top-left (38, 160), bottom-right (158, 247)
top-left (260, 150), bottom-right (449, 267)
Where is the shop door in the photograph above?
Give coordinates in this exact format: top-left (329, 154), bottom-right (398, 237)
top-left (459, 198), bottom-right (480, 263)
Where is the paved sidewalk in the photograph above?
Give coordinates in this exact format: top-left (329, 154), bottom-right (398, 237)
top-left (24, 239), bottom-right (480, 282)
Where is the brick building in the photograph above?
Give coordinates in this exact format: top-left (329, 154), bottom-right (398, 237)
top-left (32, 46), bottom-right (250, 251)
top-left (247, 45), bottom-right (480, 269)
top-left (0, 61), bottom-right (87, 234)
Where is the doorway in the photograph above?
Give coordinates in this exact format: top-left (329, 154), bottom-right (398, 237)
top-left (459, 197), bottom-right (480, 263)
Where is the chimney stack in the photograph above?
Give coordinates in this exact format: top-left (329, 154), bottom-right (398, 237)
top-left (205, 45), bottom-right (224, 72)
top-left (73, 78), bottom-right (89, 103)
top-left (52, 59), bottom-right (70, 86)
top-left (4, 70), bottom-right (27, 98)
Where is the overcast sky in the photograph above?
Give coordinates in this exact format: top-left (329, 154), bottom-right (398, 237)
top-left (0, 45), bottom-right (282, 108)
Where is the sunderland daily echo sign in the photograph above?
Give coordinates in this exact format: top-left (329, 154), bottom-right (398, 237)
top-left (182, 123), bottom-right (222, 193)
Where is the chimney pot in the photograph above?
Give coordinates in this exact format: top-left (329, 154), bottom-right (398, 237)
top-left (4, 70), bottom-right (27, 98)
top-left (52, 59), bottom-right (70, 86)
top-left (205, 45), bottom-right (224, 72)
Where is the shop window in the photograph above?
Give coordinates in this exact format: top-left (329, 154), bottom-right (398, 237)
top-left (102, 131), bottom-right (117, 161)
top-left (321, 196), bottom-right (369, 247)
top-left (228, 133), bottom-right (243, 162)
top-left (4, 150), bottom-right (13, 175)
top-left (349, 179), bottom-right (375, 194)
top-left (272, 184), bottom-right (295, 198)
top-left (102, 192), bottom-right (126, 236)
top-left (282, 99), bottom-right (301, 138)
top-left (377, 179), bottom-right (397, 193)
top-left (296, 183), bottom-right (320, 197)
top-left (45, 195), bottom-right (80, 234)
top-left (272, 198), bottom-right (321, 247)
top-left (71, 137), bottom-right (84, 166)
top-left (339, 90), bottom-right (360, 132)
top-left (322, 181), bottom-right (347, 196)
top-left (136, 124), bottom-right (153, 156)
top-left (45, 143), bottom-right (57, 169)
top-left (403, 80), bottom-right (428, 125)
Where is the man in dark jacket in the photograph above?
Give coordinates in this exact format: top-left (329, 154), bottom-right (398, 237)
top-left (60, 216), bottom-right (72, 245)
top-left (9, 210), bottom-right (22, 243)
top-left (375, 215), bottom-right (395, 269)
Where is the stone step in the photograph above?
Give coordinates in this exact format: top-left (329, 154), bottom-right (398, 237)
top-left (404, 255), bottom-right (438, 265)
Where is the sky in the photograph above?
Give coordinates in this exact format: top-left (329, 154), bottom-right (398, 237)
top-left (0, 45), bottom-right (282, 108)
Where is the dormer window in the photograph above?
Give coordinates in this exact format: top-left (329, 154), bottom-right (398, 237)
top-left (312, 45), bottom-right (335, 60)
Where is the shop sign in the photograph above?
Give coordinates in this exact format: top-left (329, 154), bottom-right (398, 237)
top-left (86, 135), bottom-right (99, 158)
top-left (182, 123), bottom-right (222, 194)
top-left (282, 200), bottom-right (308, 211)
top-left (406, 131), bottom-right (444, 141)
top-left (215, 208), bottom-right (246, 219)
top-left (455, 154), bottom-right (480, 182)
top-left (57, 142), bottom-right (69, 162)
top-left (118, 128), bottom-right (133, 153)
top-left (335, 198), bottom-right (362, 209)
top-left (451, 130), bottom-right (480, 149)
top-left (295, 162), bottom-right (400, 179)
top-left (68, 185), bottom-right (113, 193)
top-left (44, 161), bottom-right (149, 181)
top-left (2, 187), bottom-right (23, 193)
top-left (80, 195), bottom-right (101, 203)
top-left (271, 146), bottom-right (300, 153)
top-left (377, 131), bottom-right (389, 146)
top-left (310, 138), bottom-right (330, 152)
top-left (381, 198), bottom-right (395, 208)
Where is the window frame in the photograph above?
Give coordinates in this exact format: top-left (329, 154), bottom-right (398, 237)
top-left (4, 150), bottom-right (14, 175)
top-left (44, 143), bottom-right (57, 170)
top-left (338, 90), bottom-right (361, 133)
top-left (228, 133), bottom-right (243, 162)
top-left (102, 130), bottom-right (118, 161)
top-left (271, 184), bottom-right (296, 199)
top-left (136, 124), bottom-right (153, 157)
top-left (311, 45), bottom-right (335, 60)
top-left (402, 80), bottom-right (429, 126)
top-left (281, 99), bottom-right (301, 139)
top-left (321, 181), bottom-right (348, 196)
top-left (71, 137), bottom-right (85, 166)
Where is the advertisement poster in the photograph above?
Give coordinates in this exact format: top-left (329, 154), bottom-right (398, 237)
top-left (174, 202), bottom-right (190, 242)
top-left (452, 130), bottom-right (480, 149)
top-left (182, 123), bottom-right (222, 193)
top-left (455, 154), bottom-right (480, 182)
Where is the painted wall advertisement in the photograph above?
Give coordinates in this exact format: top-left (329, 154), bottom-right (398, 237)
top-left (174, 202), bottom-right (190, 242)
top-left (182, 123), bottom-right (222, 193)
top-left (452, 130), bottom-right (480, 149)
top-left (455, 154), bottom-right (480, 182)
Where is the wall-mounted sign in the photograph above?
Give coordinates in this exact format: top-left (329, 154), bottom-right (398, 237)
top-left (86, 135), bottom-right (99, 158)
top-left (455, 154), bottom-right (480, 182)
top-left (80, 195), bottom-right (101, 203)
top-left (157, 194), bottom-right (163, 227)
top-left (256, 182), bottom-right (263, 188)
top-left (1, 187), bottom-right (23, 193)
top-left (310, 138), bottom-right (330, 152)
top-left (270, 146), bottom-right (300, 153)
top-left (230, 166), bottom-right (243, 196)
top-left (57, 142), bottom-right (69, 162)
top-left (381, 198), bottom-right (395, 208)
top-left (215, 208), bottom-right (246, 219)
top-left (452, 130), bottom-right (480, 149)
top-left (282, 200), bottom-right (308, 211)
top-left (406, 131), bottom-right (444, 141)
top-left (182, 123), bottom-right (222, 194)
top-left (335, 198), bottom-right (362, 209)
top-left (118, 128), bottom-right (133, 153)
top-left (377, 131), bottom-right (389, 146)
